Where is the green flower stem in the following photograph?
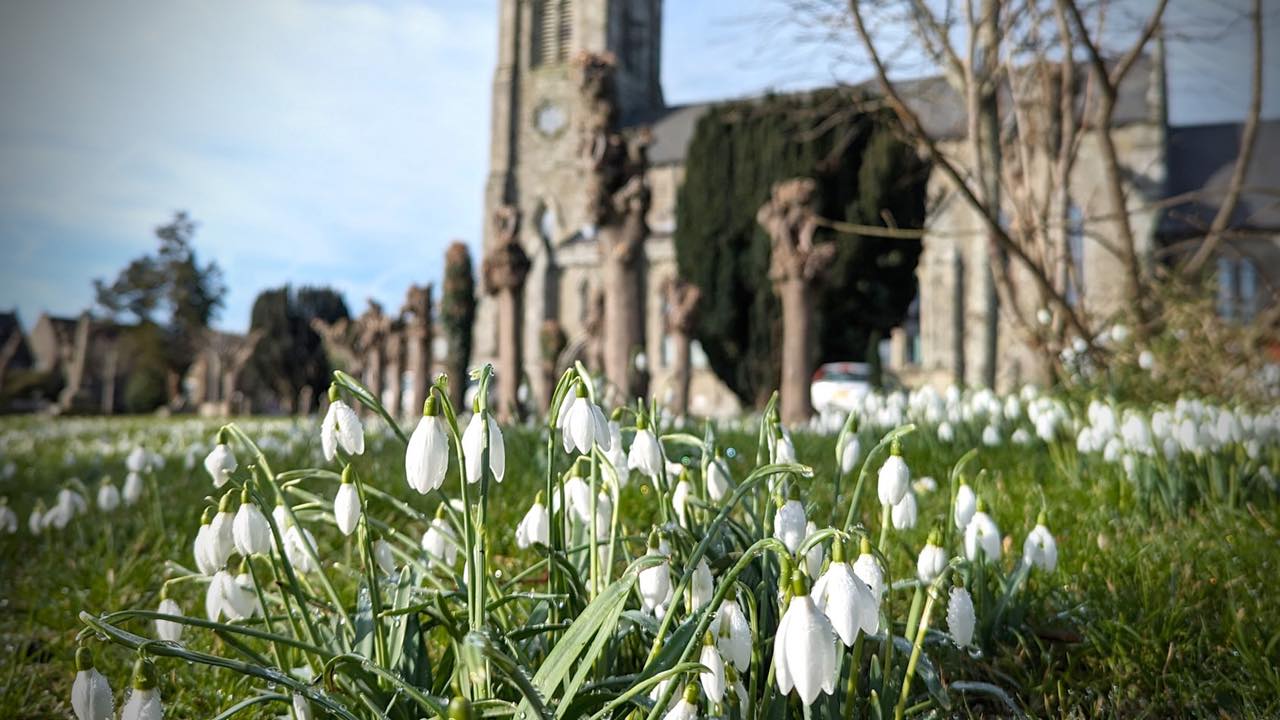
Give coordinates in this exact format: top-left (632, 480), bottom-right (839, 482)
top-left (902, 585), bottom-right (925, 647)
top-left (589, 450), bottom-right (600, 599)
top-left (844, 424), bottom-right (916, 534)
top-left (895, 572), bottom-right (949, 720)
top-left (842, 632), bottom-right (866, 720)
top-left (351, 468), bottom-right (389, 672)
top-left (245, 558), bottom-right (288, 672)
top-left (324, 653), bottom-right (448, 716)
top-left (583, 662), bottom-right (708, 720)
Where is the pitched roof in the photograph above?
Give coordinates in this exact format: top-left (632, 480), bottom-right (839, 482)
top-left (642, 56), bottom-right (1158, 166)
top-left (1161, 119), bottom-right (1280, 236)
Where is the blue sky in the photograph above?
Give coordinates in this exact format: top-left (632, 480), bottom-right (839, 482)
top-left (0, 0), bottom-right (1274, 332)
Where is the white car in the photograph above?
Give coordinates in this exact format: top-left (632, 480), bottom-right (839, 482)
top-left (810, 362), bottom-right (874, 414)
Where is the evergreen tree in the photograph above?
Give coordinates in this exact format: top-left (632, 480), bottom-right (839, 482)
top-left (246, 286), bottom-right (348, 413)
top-left (674, 92), bottom-right (928, 407)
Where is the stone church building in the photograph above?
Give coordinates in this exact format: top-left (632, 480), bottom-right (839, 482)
top-left (473, 0), bottom-right (1277, 410)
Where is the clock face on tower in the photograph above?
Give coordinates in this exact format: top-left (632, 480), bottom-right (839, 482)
top-left (534, 101), bottom-right (568, 138)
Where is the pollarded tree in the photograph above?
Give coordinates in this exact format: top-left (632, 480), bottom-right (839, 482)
top-left (442, 241), bottom-right (477, 411)
top-left (674, 92), bottom-right (928, 408)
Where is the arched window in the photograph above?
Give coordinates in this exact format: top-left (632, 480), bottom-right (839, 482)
top-left (531, 0), bottom-right (555, 67)
top-left (556, 0), bottom-right (573, 62)
top-left (1065, 203), bottom-right (1085, 307)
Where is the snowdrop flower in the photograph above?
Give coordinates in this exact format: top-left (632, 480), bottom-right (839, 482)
top-left (604, 416), bottom-right (630, 479)
top-left (772, 494), bottom-right (807, 554)
top-left (938, 421), bottom-right (955, 443)
top-left (913, 476), bottom-right (937, 494)
top-left (292, 694), bottom-right (314, 720)
top-left (228, 572), bottom-right (261, 619)
top-left (1138, 350), bottom-right (1155, 371)
top-left (804, 521), bottom-right (825, 579)
top-left (982, 425), bottom-right (1001, 447)
top-left (462, 410), bottom-right (505, 484)
top-left (373, 537), bottom-right (397, 575)
top-left (405, 397), bottom-right (449, 494)
top-left (516, 494), bottom-right (550, 549)
top-left (715, 599), bottom-right (751, 671)
top-left (422, 509), bottom-right (458, 566)
top-left (839, 433), bottom-right (862, 475)
top-left (155, 595), bottom-right (183, 643)
top-left (204, 440), bottom-right (237, 487)
top-left (1035, 307), bottom-right (1051, 326)
top-left (852, 538), bottom-right (885, 603)
top-left (321, 392), bottom-right (365, 462)
top-left (205, 569), bottom-right (239, 621)
top-left (1012, 427), bottom-right (1031, 445)
top-left (1023, 513), bottom-right (1058, 572)
top-left (272, 502), bottom-right (289, 532)
top-left (916, 531), bottom-right (947, 583)
top-left (964, 502), bottom-right (1002, 561)
top-left (555, 472), bottom-right (593, 524)
top-left (120, 658), bottom-right (163, 720)
top-left (285, 523), bottom-right (320, 573)
top-left (705, 454), bottom-right (731, 501)
top-left (122, 472), bottom-right (144, 506)
top-left (71, 647), bottom-right (113, 720)
top-left (877, 443), bottom-right (910, 506)
top-left (947, 586), bottom-right (975, 647)
top-left (775, 572), bottom-right (838, 706)
top-left (662, 684), bottom-right (701, 720)
top-left (207, 494), bottom-right (237, 570)
top-left (0, 498), bottom-right (15, 534)
top-left (891, 491), bottom-right (918, 530)
top-left (193, 509), bottom-right (219, 575)
top-left (774, 429), bottom-right (796, 465)
top-left (699, 636), bottom-right (726, 704)
top-left (562, 384), bottom-right (611, 454)
top-left (812, 544), bottom-right (878, 646)
top-left (96, 479), bottom-right (120, 512)
top-left (672, 474), bottom-right (693, 526)
top-left (126, 447), bottom-right (150, 474)
top-left (232, 489), bottom-right (271, 557)
top-left (628, 415), bottom-right (664, 479)
top-left (690, 557), bottom-right (714, 610)
top-left (638, 531), bottom-right (671, 616)
top-left (28, 500), bottom-right (44, 536)
top-left (1110, 324), bottom-right (1130, 344)
top-left (333, 469), bottom-right (361, 536)
top-left (954, 481), bottom-right (976, 530)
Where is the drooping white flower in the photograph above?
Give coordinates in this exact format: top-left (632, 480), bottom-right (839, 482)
top-left (628, 420), bottom-right (664, 479)
top-left (604, 419), bottom-right (630, 479)
top-left (775, 579), bottom-right (838, 706)
top-left (839, 434), bottom-right (862, 475)
top-left (232, 493), bottom-right (271, 556)
top-left (804, 521), bottom-right (824, 579)
top-left (638, 534), bottom-right (671, 615)
top-left (373, 538), bottom-right (397, 575)
top-left (321, 398), bottom-right (365, 461)
top-left (954, 482), bottom-right (976, 530)
top-left (205, 569), bottom-right (238, 621)
top-left (0, 500), bottom-right (16, 534)
top-left (333, 476), bottom-right (361, 536)
top-left (1023, 516), bottom-right (1058, 572)
top-left (126, 447), bottom-right (150, 474)
top-left (405, 405), bottom-right (449, 494)
top-left (877, 449), bottom-right (910, 506)
top-left (71, 648), bottom-right (113, 720)
top-left (705, 457), bottom-right (731, 501)
top-left (285, 524), bottom-right (320, 573)
top-left (916, 533), bottom-right (947, 583)
top-left (119, 659), bottom-right (162, 720)
top-left (699, 640), bottom-right (726, 704)
top-left (938, 421), bottom-right (955, 442)
top-left (772, 497), bottom-right (807, 554)
top-left (292, 694), bottom-right (314, 720)
top-left (891, 491), bottom-right (918, 530)
top-left (690, 557), bottom-right (714, 610)
top-left (27, 501), bottom-right (43, 536)
top-left (774, 431), bottom-right (796, 465)
top-left (812, 558), bottom-right (878, 646)
top-left (913, 476), bottom-right (937, 494)
top-left (193, 512), bottom-right (219, 575)
top-left (852, 543), bottom-right (885, 603)
top-left (462, 411), bottom-right (505, 484)
top-left (981, 425), bottom-right (1001, 447)
top-left (122, 471), bottom-right (144, 506)
top-left (96, 479), bottom-right (120, 512)
top-left (207, 500), bottom-right (236, 570)
top-left (947, 586), bottom-right (975, 647)
top-left (204, 443), bottom-right (237, 487)
top-left (227, 572), bottom-right (262, 619)
top-left (562, 388), bottom-right (611, 454)
top-left (964, 506), bottom-right (1002, 561)
top-left (422, 513), bottom-right (458, 567)
top-left (155, 597), bottom-right (183, 643)
top-left (662, 685), bottom-right (701, 720)
top-left (516, 497), bottom-right (550, 549)
top-left (555, 474), bottom-right (593, 524)
top-left (715, 599), bottom-right (752, 671)
top-left (1138, 349), bottom-right (1155, 371)
top-left (672, 476), bottom-right (693, 527)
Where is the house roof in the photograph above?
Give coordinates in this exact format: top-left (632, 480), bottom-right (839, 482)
top-left (1161, 119), bottom-right (1280, 236)
top-left (643, 56), bottom-right (1158, 166)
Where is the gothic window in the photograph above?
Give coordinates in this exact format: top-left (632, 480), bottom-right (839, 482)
top-left (622, 1), bottom-right (647, 70)
top-left (531, 0), bottom-right (555, 67)
top-left (1217, 256), bottom-right (1260, 322)
top-left (556, 0), bottom-right (573, 62)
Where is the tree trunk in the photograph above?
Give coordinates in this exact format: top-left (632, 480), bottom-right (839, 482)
top-left (777, 277), bottom-right (814, 426)
top-left (408, 326), bottom-right (430, 417)
top-left (670, 329), bottom-right (691, 418)
top-left (602, 226), bottom-right (640, 403)
top-left (495, 286), bottom-right (523, 423)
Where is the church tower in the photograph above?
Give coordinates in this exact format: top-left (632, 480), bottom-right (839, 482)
top-left (477, 0), bottom-right (665, 402)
